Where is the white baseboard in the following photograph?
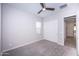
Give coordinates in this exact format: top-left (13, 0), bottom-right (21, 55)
top-left (45, 39), bottom-right (64, 46)
top-left (2, 39), bottom-right (42, 53)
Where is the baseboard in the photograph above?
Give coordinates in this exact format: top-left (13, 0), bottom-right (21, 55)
top-left (2, 39), bottom-right (42, 53)
top-left (45, 39), bottom-right (64, 46)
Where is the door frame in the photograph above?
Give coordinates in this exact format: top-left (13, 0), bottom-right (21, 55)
top-left (64, 15), bottom-right (77, 50)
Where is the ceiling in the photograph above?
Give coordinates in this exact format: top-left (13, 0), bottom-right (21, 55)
top-left (7, 3), bottom-right (65, 18)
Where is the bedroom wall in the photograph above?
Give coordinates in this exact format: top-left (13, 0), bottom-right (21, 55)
top-left (76, 11), bottom-right (79, 55)
top-left (43, 16), bottom-right (58, 43)
top-left (0, 3), bottom-right (1, 55)
top-left (2, 4), bottom-right (42, 52)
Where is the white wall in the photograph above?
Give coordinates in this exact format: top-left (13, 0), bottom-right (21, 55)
top-left (2, 4), bottom-right (42, 52)
top-left (0, 3), bottom-right (1, 55)
top-left (76, 11), bottom-right (79, 55)
top-left (43, 16), bottom-right (58, 43)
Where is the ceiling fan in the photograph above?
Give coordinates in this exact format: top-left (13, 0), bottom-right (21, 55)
top-left (37, 3), bottom-right (55, 14)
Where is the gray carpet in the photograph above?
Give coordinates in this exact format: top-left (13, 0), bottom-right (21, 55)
top-left (2, 40), bottom-right (77, 56)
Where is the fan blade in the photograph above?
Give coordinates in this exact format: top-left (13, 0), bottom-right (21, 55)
top-left (46, 8), bottom-right (55, 11)
top-left (40, 3), bottom-right (44, 8)
top-left (38, 9), bottom-right (43, 14)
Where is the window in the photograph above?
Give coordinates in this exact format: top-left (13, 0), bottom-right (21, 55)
top-left (36, 21), bottom-right (41, 34)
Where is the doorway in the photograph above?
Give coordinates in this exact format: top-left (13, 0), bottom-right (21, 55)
top-left (64, 16), bottom-right (76, 48)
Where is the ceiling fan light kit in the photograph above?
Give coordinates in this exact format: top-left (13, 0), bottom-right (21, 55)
top-left (37, 3), bottom-right (55, 14)
top-left (43, 8), bottom-right (45, 11)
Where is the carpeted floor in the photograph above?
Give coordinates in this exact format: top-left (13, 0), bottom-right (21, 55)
top-left (2, 40), bottom-right (77, 56)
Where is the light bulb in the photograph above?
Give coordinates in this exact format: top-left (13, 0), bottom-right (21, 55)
top-left (43, 8), bottom-right (45, 11)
